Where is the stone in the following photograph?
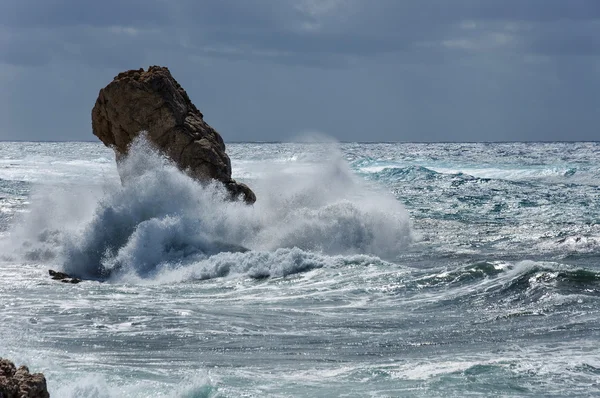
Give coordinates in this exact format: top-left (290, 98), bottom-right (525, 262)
top-left (0, 358), bottom-right (49, 398)
top-left (48, 269), bottom-right (81, 284)
top-left (91, 66), bottom-right (256, 204)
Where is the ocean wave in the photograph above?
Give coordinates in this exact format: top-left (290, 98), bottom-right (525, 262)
top-left (413, 260), bottom-right (600, 304)
top-left (414, 261), bottom-right (510, 288)
top-left (366, 165), bottom-right (440, 182)
top-left (133, 248), bottom-right (391, 284)
top-left (6, 137), bottom-right (412, 281)
top-left (354, 157), bottom-right (593, 185)
top-left (497, 264), bottom-right (600, 300)
top-left (49, 373), bottom-right (218, 398)
top-left (429, 165), bottom-right (579, 182)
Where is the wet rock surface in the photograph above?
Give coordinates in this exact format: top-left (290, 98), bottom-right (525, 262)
top-left (0, 358), bottom-right (49, 398)
top-left (48, 269), bottom-right (81, 284)
top-left (91, 66), bottom-right (256, 204)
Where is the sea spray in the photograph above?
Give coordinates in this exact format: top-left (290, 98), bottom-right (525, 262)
top-left (8, 137), bottom-right (412, 281)
top-left (147, 248), bottom-right (397, 285)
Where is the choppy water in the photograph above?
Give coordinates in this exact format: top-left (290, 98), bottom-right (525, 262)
top-left (1, 140), bottom-right (599, 397)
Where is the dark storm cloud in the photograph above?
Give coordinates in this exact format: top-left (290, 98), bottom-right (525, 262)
top-left (0, 1), bottom-right (599, 141)
top-left (3, 0), bottom-right (600, 65)
top-left (526, 21), bottom-right (600, 56)
top-left (0, 0), bottom-right (170, 28)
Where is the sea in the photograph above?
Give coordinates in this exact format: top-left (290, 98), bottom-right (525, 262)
top-left (0, 139), bottom-right (599, 397)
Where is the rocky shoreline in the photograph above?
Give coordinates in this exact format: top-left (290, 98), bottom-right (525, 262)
top-left (0, 358), bottom-right (49, 398)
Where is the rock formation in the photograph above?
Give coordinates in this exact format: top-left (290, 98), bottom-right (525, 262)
top-left (49, 269), bottom-right (81, 284)
top-left (91, 66), bottom-right (256, 204)
top-left (0, 358), bottom-right (49, 398)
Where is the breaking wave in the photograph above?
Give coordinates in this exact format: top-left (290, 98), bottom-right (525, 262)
top-left (6, 137), bottom-right (412, 281)
top-left (411, 260), bottom-right (600, 307)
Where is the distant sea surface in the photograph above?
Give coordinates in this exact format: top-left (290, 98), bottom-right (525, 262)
top-left (1, 141), bottom-right (599, 397)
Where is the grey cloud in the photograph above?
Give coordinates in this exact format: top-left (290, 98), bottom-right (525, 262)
top-left (462, 0), bottom-right (600, 22)
top-left (169, 1), bottom-right (600, 62)
top-left (526, 21), bottom-right (600, 55)
top-left (0, 28), bottom-right (54, 67)
top-left (0, 1), bottom-right (599, 142)
top-left (3, 0), bottom-right (600, 68)
top-left (0, 0), bottom-right (169, 28)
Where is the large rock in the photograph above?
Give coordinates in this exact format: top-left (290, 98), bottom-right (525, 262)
top-left (91, 66), bottom-right (256, 204)
top-left (0, 358), bottom-right (49, 398)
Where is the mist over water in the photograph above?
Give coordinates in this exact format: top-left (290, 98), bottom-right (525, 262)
top-left (1, 141), bottom-right (599, 397)
top-left (4, 137), bottom-right (412, 281)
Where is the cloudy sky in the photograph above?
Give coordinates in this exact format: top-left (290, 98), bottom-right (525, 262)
top-left (1, 0), bottom-right (599, 142)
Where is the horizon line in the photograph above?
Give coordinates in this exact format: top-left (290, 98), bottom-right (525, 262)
top-left (1, 140), bottom-right (599, 144)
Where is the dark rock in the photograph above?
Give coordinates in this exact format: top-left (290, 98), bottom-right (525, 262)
top-left (49, 269), bottom-right (81, 284)
top-left (91, 66), bottom-right (256, 204)
top-left (0, 358), bottom-right (49, 398)
top-left (48, 270), bottom-right (68, 280)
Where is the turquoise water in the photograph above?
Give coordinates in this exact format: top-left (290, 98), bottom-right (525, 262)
top-left (1, 141), bottom-right (599, 397)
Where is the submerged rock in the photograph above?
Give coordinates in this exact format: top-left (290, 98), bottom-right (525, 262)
top-left (0, 358), bottom-right (49, 398)
top-left (91, 66), bottom-right (256, 204)
top-left (49, 269), bottom-right (81, 284)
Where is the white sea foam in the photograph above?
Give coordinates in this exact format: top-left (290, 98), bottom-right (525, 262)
top-left (6, 137), bottom-right (412, 281)
top-left (358, 162), bottom-right (578, 182)
top-left (428, 165), bottom-right (575, 181)
top-left (49, 373), bottom-right (218, 398)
